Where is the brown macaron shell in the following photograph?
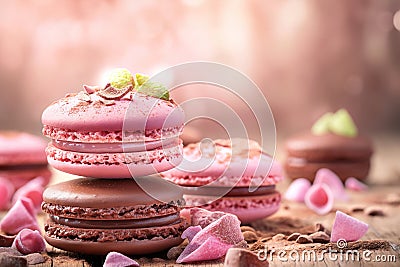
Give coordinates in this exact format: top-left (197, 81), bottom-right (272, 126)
top-left (285, 133), bottom-right (373, 181)
top-left (42, 177), bottom-right (188, 255)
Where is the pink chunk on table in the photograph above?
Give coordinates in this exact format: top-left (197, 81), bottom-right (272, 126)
top-left (314, 168), bottom-right (348, 200)
top-left (190, 207), bottom-right (226, 228)
top-left (12, 229), bottom-right (46, 255)
top-left (0, 197), bottom-right (39, 235)
top-left (177, 214), bottom-right (243, 263)
top-left (330, 211), bottom-right (369, 242)
top-left (304, 183), bottom-right (334, 215)
top-left (284, 178), bottom-right (311, 202)
top-left (103, 252), bottom-right (139, 267)
top-left (181, 225), bottom-right (202, 242)
top-left (345, 177), bottom-right (368, 191)
top-left (12, 176), bottom-right (44, 210)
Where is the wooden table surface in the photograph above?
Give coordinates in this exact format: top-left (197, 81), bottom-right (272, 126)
top-left (2, 135), bottom-right (400, 266)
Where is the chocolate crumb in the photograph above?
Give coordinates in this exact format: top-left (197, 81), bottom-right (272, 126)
top-left (24, 253), bottom-right (45, 265)
top-left (314, 223), bottom-right (325, 232)
top-left (243, 231), bottom-right (258, 242)
top-left (64, 93), bottom-right (77, 98)
top-left (99, 98), bottom-right (115, 106)
top-left (364, 206), bottom-right (385, 216)
top-left (224, 248), bottom-right (267, 267)
top-left (383, 193), bottom-right (400, 205)
top-left (233, 240), bottom-right (249, 249)
top-left (350, 205), bottom-right (365, 213)
top-left (309, 231), bottom-right (330, 243)
top-left (272, 233), bottom-right (286, 241)
top-left (0, 253), bottom-right (27, 267)
top-left (240, 226), bottom-right (256, 233)
top-left (314, 223), bottom-right (331, 235)
top-left (83, 84), bottom-right (100, 94)
top-left (152, 258), bottom-right (165, 262)
top-left (0, 234), bottom-right (16, 247)
top-left (249, 241), bottom-right (267, 252)
top-left (287, 233), bottom-right (301, 241)
top-left (259, 237), bottom-right (271, 243)
top-left (296, 235), bottom-right (313, 244)
top-left (167, 243), bottom-right (186, 260)
top-left (0, 247), bottom-right (22, 256)
top-left (77, 91), bottom-right (91, 102)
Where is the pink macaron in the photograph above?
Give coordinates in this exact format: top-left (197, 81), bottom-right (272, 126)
top-left (0, 131), bottom-right (51, 189)
top-left (42, 83), bottom-right (184, 178)
top-left (162, 139), bottom-right (283, 223)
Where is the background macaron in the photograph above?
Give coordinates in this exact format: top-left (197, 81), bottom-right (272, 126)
top-left (0, 131), bottom-right (51, 189)
top-left (41, 83), bottom-right (185, 178)
top-left (162, 139), bottom-right (283, 223)
top-left (284, 132), bottom-right (373, 181)
top-left (41, 177), bottom-right (188, 255)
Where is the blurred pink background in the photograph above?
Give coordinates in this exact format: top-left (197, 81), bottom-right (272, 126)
top-left (1, 0), bottom-right (400, 141)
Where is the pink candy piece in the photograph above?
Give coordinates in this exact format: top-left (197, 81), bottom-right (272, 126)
top-left (284, 178), bottom-right (311, 202)
top-left (190, 207), bottom-right (226, 228)
top-left (177, 235), bottom-right (232, 263)
top-left (12, 177), bottom-right (44, 210)
top-left (12, 229), bottom-right (46, 255)
top-left (182, 226), bottom-right (202, 242)
top-left (314, 168), bottom-right (348, 201)
top-left (345, 177), bottom-right (368, 191)
top-left (304, 183), bottom-right (334, 215)
top-left (330, 211), bottom-right (368, 242)
top-left (0, 177), bottom-right (15, 210)
top-left (177, 214), bottom-right (243, 263)
top-left (0, 197), bottom-right (39, 235)
top-left (103, 252), bottom-right (139, 267)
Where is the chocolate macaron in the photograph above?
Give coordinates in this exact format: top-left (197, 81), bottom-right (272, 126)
top-left (41, 177), bottom-right (188, 255)
top-left (284, 109), bottom-right (373, 181)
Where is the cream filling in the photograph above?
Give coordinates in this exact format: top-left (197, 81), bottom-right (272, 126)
top-left (52, 138), bottom-right (177, 153)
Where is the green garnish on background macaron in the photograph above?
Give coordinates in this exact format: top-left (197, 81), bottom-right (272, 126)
top-left (311, 109), bottom-right (358, 137)
top-left (311, 112), bottom-right (333, 135)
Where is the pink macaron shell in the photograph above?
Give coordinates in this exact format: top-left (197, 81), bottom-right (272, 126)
top-left (42, 93), bottom-right (184, 133)
top-left (0, 132), bottom-right (47, 165)
top-left (48, 152), bottom-right (183, 178)
top-left (163, 155), bottom-right (283, 187)
top-left (184, 193), bottom-right (281, 223)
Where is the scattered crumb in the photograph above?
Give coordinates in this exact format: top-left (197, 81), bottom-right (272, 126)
top-left (296, 235), bottom-right (313, 244)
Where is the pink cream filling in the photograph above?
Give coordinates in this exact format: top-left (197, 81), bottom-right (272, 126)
top-left (52, 138), bottom-right (176, 153)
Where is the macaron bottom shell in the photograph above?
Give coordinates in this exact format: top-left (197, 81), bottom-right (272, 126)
top-left (284, 160), bottom-right (370, 182)
top-left (184, 192), bottom-right (281, 224)
top-left (44, 235), bottom-right (184, 255)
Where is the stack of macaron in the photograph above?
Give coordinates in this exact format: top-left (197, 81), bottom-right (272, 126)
top-left (162, 138), bottom-right (284, 223)
top-left (40, 68), bottom-right (188, 255)
top-left (0, 131), bottom-right (51, 209)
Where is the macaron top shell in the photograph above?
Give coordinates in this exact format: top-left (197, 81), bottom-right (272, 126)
top-left (162, 139), bottom-right (283, 186)
top-left (286, 132), bottom-right (373, 161)
top-left (42, 91), bottom-right (184, 134)
top-left (0, 131), bottom-right (47, 165)
top-left (43, 177), bottom-right (184, 208)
